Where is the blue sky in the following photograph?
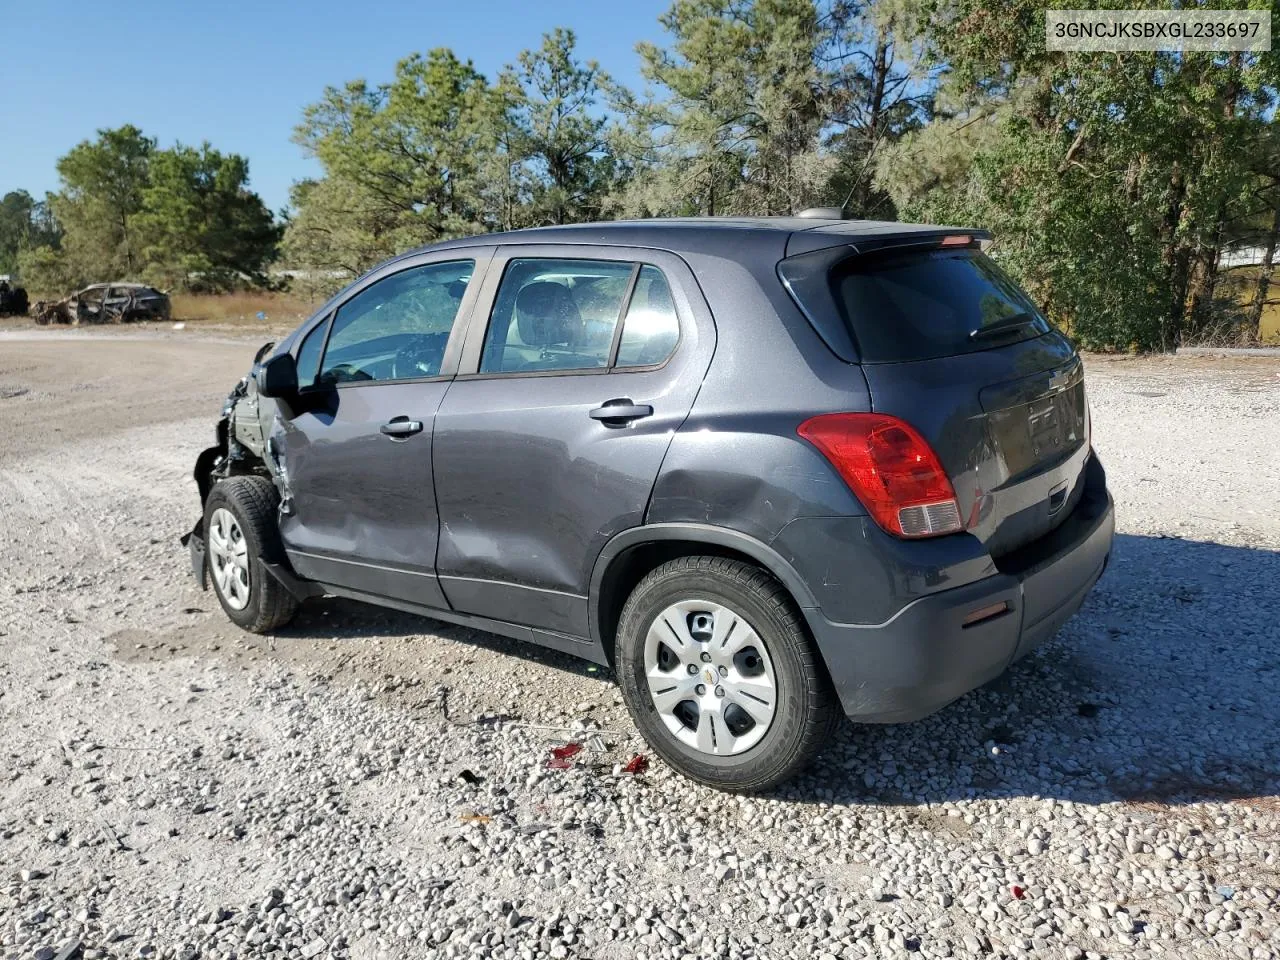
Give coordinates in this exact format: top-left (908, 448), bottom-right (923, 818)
top-left (0, 0), bottom-right (669, 214)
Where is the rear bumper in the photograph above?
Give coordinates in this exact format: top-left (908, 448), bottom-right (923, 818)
top-left (808, 456), bottom-right (1114, 722)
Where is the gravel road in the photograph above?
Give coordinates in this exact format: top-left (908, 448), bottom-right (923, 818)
top-left (1, 332), bottom-right (1278, 960)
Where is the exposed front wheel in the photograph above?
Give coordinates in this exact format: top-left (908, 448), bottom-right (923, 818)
top-left (617, 557), bottom-right (839, 792)
top-left (202, 476), bottom-right (299, 633)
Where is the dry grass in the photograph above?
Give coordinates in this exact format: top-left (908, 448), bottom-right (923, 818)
top-left (169, 291), bottom-right (319, 326)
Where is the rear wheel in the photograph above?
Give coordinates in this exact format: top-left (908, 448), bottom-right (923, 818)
top-left (616, 556), bottom-right (838, 792)
top-left (203, 476), bottom-right (298, 633)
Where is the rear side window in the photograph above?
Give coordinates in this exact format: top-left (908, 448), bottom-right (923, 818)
top-left (480, 259), bottom-right (679, 374)
top-left (782, 247), bottom-right (1050, 363)
top-left (616, 266), bottom-right (679, 368)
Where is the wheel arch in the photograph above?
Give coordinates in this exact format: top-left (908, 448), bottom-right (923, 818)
top-left (588, 523), bottom-right (820, 665)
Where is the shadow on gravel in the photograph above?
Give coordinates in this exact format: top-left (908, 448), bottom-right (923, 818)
top-left (780, 533), bottom-right (1280, 810)
top-left (208, 533), bottom-right (1279, 810)
top-left (281, 597), bottom-right (611, 683)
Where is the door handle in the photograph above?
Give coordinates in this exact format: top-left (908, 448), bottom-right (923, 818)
top-left (380, 417), bottom-right (424, 439)
top-left (589, 400), bottom-right (654, 426)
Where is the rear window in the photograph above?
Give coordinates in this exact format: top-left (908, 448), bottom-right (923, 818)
top-left (782, 247), bottom-right (1051, 363)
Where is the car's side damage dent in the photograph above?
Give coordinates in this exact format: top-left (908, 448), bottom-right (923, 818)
top-left (181, 361), bottom-right (316, 601)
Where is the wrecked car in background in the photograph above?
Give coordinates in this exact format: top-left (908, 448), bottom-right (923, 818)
top-left (34, 282), bottom-right (171, 325)
top-left (0, 278), bottom-right (29, 316)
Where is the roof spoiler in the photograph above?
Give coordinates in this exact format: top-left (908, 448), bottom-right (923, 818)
top-left (786, 227), bottom-right (993, 257)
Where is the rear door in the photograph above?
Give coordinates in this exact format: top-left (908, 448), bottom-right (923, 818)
top-left (783, 241), bottom-right (1089, 557)
top-left (432, 245), bottom-right (716, 639)
top-left (275, 250), bottom-right (492, 606)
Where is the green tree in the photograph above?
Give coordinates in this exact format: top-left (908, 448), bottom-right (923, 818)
top-left (820, 0), bottom-right (937, 218)
top-left (282, 176), bottom-right (401, 282)
top-left (136, 143), bottom-right (281, 290)
top-left (16, 245), bottom-right (77, 295)
top-left (617, 0), bottom-right (829, 217)
top-left (50, 125), bottom-right (154, 281)
top-left (0, 190), bottom-right (61, 279)
top-left (876, 0), bottom-right (1279, 351)
top-left (291, 48), bottom-right (506, 274)
top-left (506, 29), bottom-right (619, 225)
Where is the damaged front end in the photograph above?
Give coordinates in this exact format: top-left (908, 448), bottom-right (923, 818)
top-left (181, 341), bottom-right (311, 599)
top-left (180, 378), bottom-right (250, 588)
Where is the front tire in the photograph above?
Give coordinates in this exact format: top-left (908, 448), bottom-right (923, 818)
top-left (203, 476), bottom-right (298, 633)
top-left (616, 556), bottom-right (839, 792)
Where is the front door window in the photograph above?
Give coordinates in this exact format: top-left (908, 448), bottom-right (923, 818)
top-left (317, 259), bottom-right (475, 385)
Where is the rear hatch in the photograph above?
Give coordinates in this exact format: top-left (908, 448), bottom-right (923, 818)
top-left (781, 237), bottom-right (1090, 558)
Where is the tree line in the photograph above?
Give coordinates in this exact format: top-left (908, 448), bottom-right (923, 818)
top-left (4, 126), bottom-right (279, 294)
top-left (4, 0), bottom-right (1277, 350)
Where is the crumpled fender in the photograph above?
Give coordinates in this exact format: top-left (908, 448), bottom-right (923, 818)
top-left (192, 443), bottom-right (224, 506)
top-left (179, 442), bottom-right (225, 592)
top-left (180, 519), bottom-right (209, 590)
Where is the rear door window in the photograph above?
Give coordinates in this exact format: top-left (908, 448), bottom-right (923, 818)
top-left (784, 247), bottom-right (1051, 363)
top-left (479, 259), bottom-right (680, 374)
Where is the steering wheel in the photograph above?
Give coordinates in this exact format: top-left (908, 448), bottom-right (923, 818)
top-left (323, 363), bottom-right (373, 384)
top-left (393, 334), bottom-right (446, 380)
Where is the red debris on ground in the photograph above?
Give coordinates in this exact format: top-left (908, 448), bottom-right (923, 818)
top-left (622, 755), bottom-right (649, 774)
top-left (1011, 885), bottom-right (1026, 900)
top-left (546, 742), bottom-right (584, 768)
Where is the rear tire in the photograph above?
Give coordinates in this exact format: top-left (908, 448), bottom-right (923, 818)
top-left (616, 556), bottom-right (839, 792)
top-left (203, 476), bottom-right (298, 633)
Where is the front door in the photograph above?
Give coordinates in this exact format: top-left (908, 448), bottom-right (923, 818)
top-left (432, 247), bottom-right (716, 638)
top-left (276, 253), bottom-right (488, 607)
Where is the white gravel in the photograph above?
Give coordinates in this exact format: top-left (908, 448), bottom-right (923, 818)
top-left (1, 348), bottom-right (1278, 960)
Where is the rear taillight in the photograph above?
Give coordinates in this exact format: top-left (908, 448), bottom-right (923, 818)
top-left (797, 412), bottom-right (963, 538)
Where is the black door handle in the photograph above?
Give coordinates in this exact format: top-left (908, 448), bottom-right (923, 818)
top-left (380, 417), bottom-right (424, 439)
top-left (589, 400), bottom-right (653, 425)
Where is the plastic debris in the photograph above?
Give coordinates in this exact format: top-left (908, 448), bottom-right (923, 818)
top-left (458, 812), bottom-right (492, 824)
top-left (1217, 885), bottom-right (1234, 900)
top-left (546, 742), bottom-right (583, 769)
top-left (1011, 885), bottom-right (1026, 900)
top-left (622, 754), bottom-right (649, 775)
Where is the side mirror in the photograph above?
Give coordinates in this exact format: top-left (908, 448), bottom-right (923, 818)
top-left (255, 352), bottom-right (298, 399)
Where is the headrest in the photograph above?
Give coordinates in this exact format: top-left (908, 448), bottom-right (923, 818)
top-left (515, 281), bottom-right (581, 348)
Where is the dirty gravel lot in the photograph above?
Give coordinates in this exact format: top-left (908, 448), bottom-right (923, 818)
top-left (1, 328), bottom-right (1278, 960)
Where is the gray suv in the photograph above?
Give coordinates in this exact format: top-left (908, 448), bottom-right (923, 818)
top-left (184, 215), bottom-right (1114, 791)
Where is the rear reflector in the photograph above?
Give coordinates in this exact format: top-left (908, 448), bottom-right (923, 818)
top-left (797, 412), bottom-right (963, 539)
top-left (962, 601), bottom-right (1010, 627)
top-left (899, 500), bottom-right (963, 537)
